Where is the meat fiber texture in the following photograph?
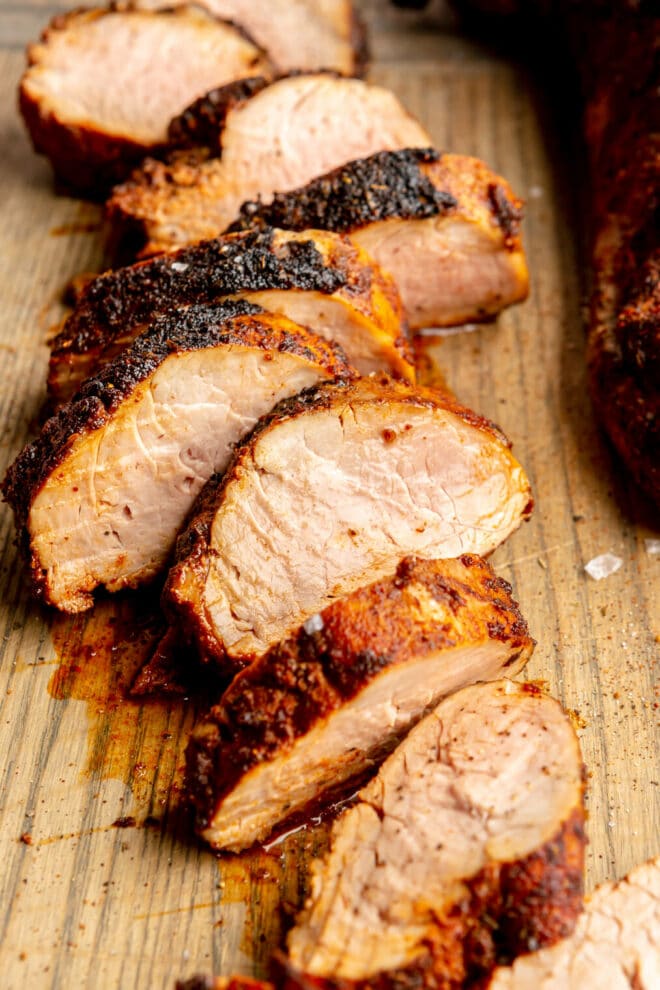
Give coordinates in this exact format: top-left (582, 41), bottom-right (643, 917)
top-left (230, 148), bottom-right (530, 330)
top-left (48, 227), bottom-right (413, 407)
top-left (487, 856), bottom-right (660, 989)
top-left (164, 374), bottom-right (533, 672)
top-left (106, 73), bottom-right (432, 258)
top-left (1, 301), bottom-right (352, 612)
top-left (284, 679), bottom-right (585, 990)
top-left (132, 0), bottom-right (368, 75)
top-left (19, 6), bottom-right (272, 196)
top-left (187, 554), bottom-right (535, 852)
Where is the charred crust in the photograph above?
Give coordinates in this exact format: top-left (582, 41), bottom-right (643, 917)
top-left (487, 183), bottom-right (523, 246)
top-left (167, 75), bottom-right (272, 150)
top-left (229, 149), bottom-right (457, 234)
top-left (3, 300), bottom-right (350, 542)
top-left (53, 228), bottom-right (348, 357)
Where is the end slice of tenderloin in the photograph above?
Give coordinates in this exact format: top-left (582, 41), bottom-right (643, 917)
top-left (107, 73), bottom-right (431, 258)
top-left (48, 227), bottom-right (413, 407)
top-left (132, 0), bottom-right (368, 76)
top-left (19, 6), bottom-right (271, 196)
top-left (230, 148), bottom-right (530, 330)
top-left (187, 554), bottom-right (535, 852)
top-left (284, 679), bottom-right (586, 990)
top-left (487, 857), bottom-right (660, 989)
top-left (164, 374), bottom-right (533, 668)
top-left (2, 302), bottom-right (352, 612)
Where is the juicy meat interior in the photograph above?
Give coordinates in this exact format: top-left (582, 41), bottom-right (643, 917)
top-left (165, 375), bottom-right (532, 665)
top-left (2, 302), bottom-right (350, 612)
top-left (107, 73), bottom-right (431, 256)
top-left (131, 0), bottom-right (365, 74)
top-left (19, 6), bottom-right (271, 191)
top-left (187, 554), bottom-right (534, 851)
top-left (286, 679), bottom-right (585, 988)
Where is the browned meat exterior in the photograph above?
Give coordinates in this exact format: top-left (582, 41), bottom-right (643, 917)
top-left (164, 374), bottom-right (533, 669)
top-left (187, 554), bottom-right (534, 851)
top-left (2, 302), bottom-right (352, 612)
top-left (584, 9), bottom-right (660, 507)
top-left (132, 0), bottom-right (367, 75)
top-left (447, 1), bottom-right (660, 505)
top-left (230, 148), bottom-right (529, 329)
top-left (284, 679), bottom-right (585, 990)
top-left (48, 227), bottom-right (413, 406)
top-left (106, 73), bottom-right (432, 257)
top-left (19, 6), bottom-right (271, 196)
top-left (487, 857), bottom-right (660, 989)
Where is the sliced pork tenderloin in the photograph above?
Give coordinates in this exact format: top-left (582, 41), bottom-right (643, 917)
top-left (107, 73), bottom-right (431, 257)
top-left (48, 227), bottom-right (413, 407)
top-left (187, 554), bottom-right (534, 852)
top-left (487, 856), bottom-right (660, 989)
top-left (284, 679), bottom-right (586, 990)
top-left (2, 302), bottom-right (352, 612)
top-left (230, 148), bottom-right (529, 329)
top-left (19, 6), bottom-right (271, 196)
top-left (164, 374), bottom-right (533, 669)
top-left (132, 0), bottom-right (367, 75)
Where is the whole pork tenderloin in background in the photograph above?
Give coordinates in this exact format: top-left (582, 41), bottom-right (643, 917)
top-left (19, 6), bottom-right (271, 196)
top-left (487, 856), bottom-right (660, 989)
top-left (48, 227), bottom-right (413, 407)
top-left (132, 0), bottom-right (367, 75)
top-left (230, 148), bottom-right (529, 330)
top-left (187, 554), bottom-right (535, 852)
top-left (2, 302), bottom-right (352, 612)
top-left (106, 73), bottom-right (432, 258)
top-left (284, 679), bottom-right (585, 990)
top-left (164, 374), bottom-right (533, 670)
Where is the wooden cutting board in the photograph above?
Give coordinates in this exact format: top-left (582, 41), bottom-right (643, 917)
top-left (0, 2), bottom-right (657, 988)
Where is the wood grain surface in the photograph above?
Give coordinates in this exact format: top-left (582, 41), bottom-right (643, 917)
top-left (0, 2), bottom-right (658, 988)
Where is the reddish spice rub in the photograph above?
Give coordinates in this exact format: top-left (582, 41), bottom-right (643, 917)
top-left (186, 554), bottom-right (534, 851)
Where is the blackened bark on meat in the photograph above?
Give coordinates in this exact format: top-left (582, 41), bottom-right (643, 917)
top-left (229, 149), bottom-right (458, 233)
top-left (3, 300), bottom-right (349, 537)
top-left (167, 75), bottom-right (272, 151)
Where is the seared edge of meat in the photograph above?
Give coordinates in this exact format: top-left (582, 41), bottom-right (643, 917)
top-left (164, 374), bottom-right (534, 667)
top-left (168, 74), bottom-right (273, 151)
top-left (2, 300), bottom-right (352, 603)
top-left (283, 680), bottom-right (586, 990)
top-left (486, 856), bottom-right (660, 988)
top-left (48, 227), bottom-right (412, 404)
top-left (230, 148), bottom-right (456, 231)
top-left (19, 9), bottom-right (271, 197)
top-left (186, 554), bottom-right (535, 850)
top-left (228, 147), bottom-right (528, 328)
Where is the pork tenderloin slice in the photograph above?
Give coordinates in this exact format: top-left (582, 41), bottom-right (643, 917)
top-left (164, 374), bottom-right (533, 666)
top-left (231, 148), bottom-right (529, 329)
top-left (19, 6), bottom-right (271, 196)
top-left (49, 227), bottom-right (412, 406)
top-left (187, 554), bottom-right (534, 851)
top-left (132, 0), bottom-right (367, 75)
top-left (2, 302), bottom-right (352, 612)
top-left (285, 679), bottom-right (585, 989)
top-left (487, 857), bottom-right (660, 989)
top-left (107, 73), bottom-right (431, 257)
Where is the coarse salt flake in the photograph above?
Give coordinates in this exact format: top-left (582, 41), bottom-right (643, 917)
top-left (170, 261), bottom-right (188, 273)
top-left (303, 613), bottom-right (324, 635)
top-left (644, 538), bottom-right (660, 555)
top-left (584, 553), bottom-right (623, 580)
